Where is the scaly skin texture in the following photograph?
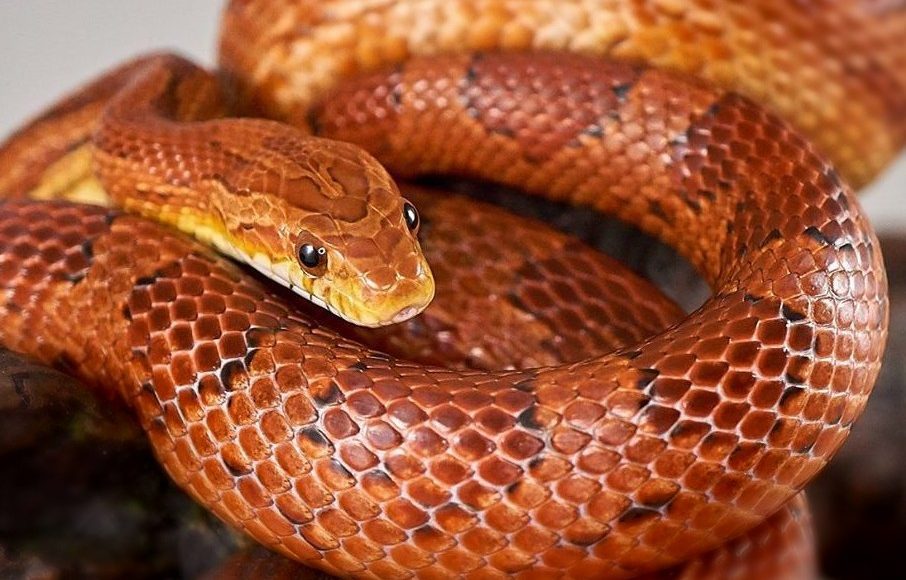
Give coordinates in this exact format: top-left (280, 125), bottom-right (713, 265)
top-left (0, 0), bottom-right (901, 577)
top-left (0, 54), bottom-right (888, 580)
top-left (219, 0), bottom-right (906, 189)
top-left (207, 493), bottom-right (814, 579)
top-left (0, 54), bottom-right (434, 328)
top-left (344, 185), bottom-right (690, 372)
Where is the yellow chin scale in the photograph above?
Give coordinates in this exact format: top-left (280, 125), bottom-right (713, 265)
top-left (26, 145), bottom-right (432, 328)
top-left (138, 212), bottom-right (361, 324)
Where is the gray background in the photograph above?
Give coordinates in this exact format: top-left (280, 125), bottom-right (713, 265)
top-left (0, 0), bottom-right (903, 233)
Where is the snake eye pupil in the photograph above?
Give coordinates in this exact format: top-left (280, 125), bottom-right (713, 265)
top-left (298, 243), bottom-right (325, 269)
top-left (403, 202), bottom-right (420, 232)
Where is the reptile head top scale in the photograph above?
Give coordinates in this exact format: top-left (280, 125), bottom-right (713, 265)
top-left (201, 135), bottom-right (435, 327)
top-left (91, 55), bottom-right (437, 328)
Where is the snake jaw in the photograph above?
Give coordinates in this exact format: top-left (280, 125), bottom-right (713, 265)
top-left (306, 257), bottom-right (436, 328)
top-left (240, 251), bottom-right (435, 328)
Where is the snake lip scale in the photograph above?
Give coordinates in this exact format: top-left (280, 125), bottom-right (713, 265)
top-left (0, 0), bottom-right (903, 578)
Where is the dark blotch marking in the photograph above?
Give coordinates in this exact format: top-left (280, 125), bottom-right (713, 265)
top-left (298, 426), bottom-right (331, 449)
top-left (121, 304), bottom-right (132, 321)
top-left (390, 84), bottom-right (403, 108)
top-left (223, 454), bottom-right (253, 477)
top-left (135, 270), bottom-right (165, 287)
top-left (683, 195), bottom-right (702, 213)
top-left (414, 525), bottom-right (442, 541)
top-left (506, 481), bottom-right (523, 495)
top-left (507, 291), bottom-right (529, 315)
top-left (66, 271), bottom-right (87, 284)
top-left (619, 507), bottom-right (660, 525)
top-left (517, 407), bottom-right (545, 431)
top-left (744, 293), bottom-right (763, 304)
top-left (703, 101), bottom-right (722, 119)
top-left (80, 240), bottom-right (94, 259)
top-left (781, 304), bottom-right (807, 322)
top-left (612, 82), bottom-right (633, 101)
top-left (785, 371), bottom-right (806, 385)
top-left (325, 459), bottom-right (354, 480)
top-left (669, 422), bottom-right (696, 439)
top-left (648, 200), bottom-right (669, 222)
top-left (349, 361), bottom-right (368, 372)
top-left (583, 124), bottom-right (604, 138)
top-left (514, 378), bottom-right (536, 392)
top-left (465, 54), bottom-right (485, 82)
top-left (276, 503), bottom-right (309, 525)
top-left (246, 328), bottom-right (276, 348)
top-left (669, 133), bottom-right (689, 147)
top-left (760, 229), bottom-right (783, 247)
top-left (779, 385), bottom-right (806, 406)
top-left (312, 380), bottom-right (343, 407)
top-left (804, 226), bottom-right (834, 246)
top-left (220, 360), bottom-right (247, 391)
top-left (243, 348), bottom-right (259, 368)
top-left (635, 368), bottom-right (659, 390)
top-left (640, 487), bottom-right (679, 509)
top-left (635, 396), bottom-right (652, 411)
top-left (570, 531), bottom-right (608, 547)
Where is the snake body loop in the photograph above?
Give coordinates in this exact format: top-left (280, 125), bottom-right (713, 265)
top-left (0, 0), bottom-right (902, 578)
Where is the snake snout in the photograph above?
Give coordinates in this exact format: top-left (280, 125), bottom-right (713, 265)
top-left (391, 305), bottom-right (420, 324)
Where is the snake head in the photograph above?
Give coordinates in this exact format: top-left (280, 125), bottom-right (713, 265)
top-left (217, 133), bottom-right (434, 327)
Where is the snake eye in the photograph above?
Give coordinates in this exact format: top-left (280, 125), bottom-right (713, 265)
top-left (403, 201), bottom-right (420, 232)
top-left (298, 243), bottom-right (327, 269)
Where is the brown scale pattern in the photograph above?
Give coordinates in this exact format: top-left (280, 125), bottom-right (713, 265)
top-left (0, 53), bottom-right (433, 327)
top-left (206, 495), bottom-right (814, 579)
top-left (219, 0), bottom-right (906, 189)
top-left (346, 184), bottom-right (687, 371)
top-left (312, 55), bottom-right (887, 575)
top-left (0, 198), bottom-right (822, 579)
top-left (0, 51), bottom-right (887, 578)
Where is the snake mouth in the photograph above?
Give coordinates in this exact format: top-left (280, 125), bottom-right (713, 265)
top-left (391, 305), bottom-right (420, 324)
top-left (335, 276), bottom-right (435, 328)
top-left (234, 251), bottom-right (434, 328)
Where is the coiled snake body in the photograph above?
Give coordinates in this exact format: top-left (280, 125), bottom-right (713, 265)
top-left (0, 1), bottom-right (903, 578)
